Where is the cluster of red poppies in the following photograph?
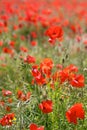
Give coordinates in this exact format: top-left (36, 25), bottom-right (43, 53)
top-left (0, 0), bottom-right (86, 129)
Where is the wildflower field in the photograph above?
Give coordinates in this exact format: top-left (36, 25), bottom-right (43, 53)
top-left (0, 0), bottom-right (87, 130)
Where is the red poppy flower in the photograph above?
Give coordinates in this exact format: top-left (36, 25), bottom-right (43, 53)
top-left (3, 47), bottom-right (14, 55)
top-left (59, 70), bottom-right (69, 83)
top-left (35, 74), bottom-right (46, 85)
top-left (0, 113), bottom-right (15, 126)
top-left (0, 41), bottom-right (3, 46)
top-left (13, 25), bottom-right (19, 30)
top-left (64, 64), bottom-right (78, 73)
top-left (32, 65), bottom-right (46, 85)
top-left (60, 64), bottom-right (78, 82)
top-left (31, 31), bottom-right (37, 38)
top-left (32, 65), bottom-right (40, 77)
top-left (29, 123), bottom-right (44, 130)
top-left (66, 103), bottom-right (85, 124)
top-left (31, 41), bottom-right (37, 46)
top-left (17, 90), bottom-right (31, 101)
top-left (70, 74), bottom-right (84, 88)
top-left (40, 58), bottom-right (53, 77)
top-left (51, 64), bottom-right (82, 85)
top-left (45, 26), bottom-right (63, 41)
top-left (24, 55), bottom-right (36, 64)
top-left (26, 92), bottom-right (31, 100)
top-left (70, 24), bottom-right (76, 33)
top-left (2, 89), bottom-right (12, 96)
top-left (39, 100), bottom-right (53, 113)
top-left (1, 15), bottom-right (9, 21)
top-left (40, 58), bottom-right (53, 70)
top-left (9, 41), bottom-right (15, 48)
top-left (20, 46), bottom-right (28, 52)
